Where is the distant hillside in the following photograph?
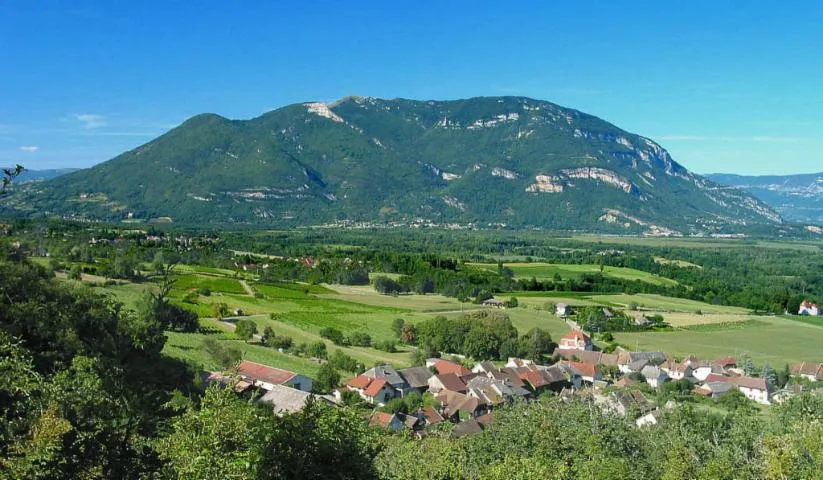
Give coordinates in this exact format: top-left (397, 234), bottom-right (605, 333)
top-left (2, 96), bottom-right (780, 233)
top-left (707, 172), bottom-right (823, 224)
top-left (14, 168), bottom-right (80, 183)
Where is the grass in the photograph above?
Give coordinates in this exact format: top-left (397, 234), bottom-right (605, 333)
top-left (653, 256), bottom-right (702, 268)
top-left (467, 262), bottom-right (678, 286)
top-left (589, 294), bottom-right (749, 314)
top-left (162, 316), bottom-right (414, 378)
top-left (613, 316), bottom-right (823, 365)
top-left (173, 274), bottom-right (246, 294)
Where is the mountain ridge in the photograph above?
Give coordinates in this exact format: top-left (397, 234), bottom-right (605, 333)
top-left (2, 96), bottom-right (781, 233)
top-left (707, 172), bottom-right (823, 224)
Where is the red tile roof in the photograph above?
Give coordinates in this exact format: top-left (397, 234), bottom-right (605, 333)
top-left (562, 330), bottom-right (590, 342)
top-left (703, 373), bottom-right (731, 384)
top-left (237, 361), bottom-right (296, 385)
top-left (363, 378), bottom-right (388, 398)
top-left (569, 361), bottom-right (598, 379)
top-left (715, 356), bottom-right (737, 368)
top-left (434, 359), bottom-right (471, 377)
top-left (522, 369), bottom-right (549, 389)
top-left (369, 411), bottom-right (397, 428)
top-left (347, 374), bottom-right (372, 390)
top-left (419, 406), bottom-right (444, 425)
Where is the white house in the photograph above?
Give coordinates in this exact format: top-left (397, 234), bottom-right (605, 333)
top-left (343, 374), bottom-right (396, 405)
top-left (661, 359), bottom-right (693, 381)
top-left (799, 300), bottom-right (820, 316)
top-left (641, 365), bottom-right (669, 388)
top-left (559, 330), bottom-right (592, 351)
top-left (732, 376), bottom-right (771, 405)
top-left (236, 360), bottom-right (314, 392)
top-left (556, 303), bottom-right (571, 317)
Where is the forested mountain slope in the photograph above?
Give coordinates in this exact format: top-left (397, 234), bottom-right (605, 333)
top-left (4, 96), bottom-right (780, 233)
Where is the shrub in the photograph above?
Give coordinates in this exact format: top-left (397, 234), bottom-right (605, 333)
top-left (320, 327), bottom-right (347, 345)
top-left (347, 331), bottom-right (372, 347)
top-left (235, 319), bottom-right (257, 341)
top-left (198, 288), bottom-right (211, 296)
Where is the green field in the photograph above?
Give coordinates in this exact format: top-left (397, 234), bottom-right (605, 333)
top-left (566, 235), bottom-right (823, 251)
top-left (613, 316), bottom-right (823, 365)
top-left (589, 294), bottom-right (750, 314)
top-left (173, 274), bottom-right (246, 294)
top-left (467, 262), bottom-right (678, 286)
top-left (83, 268), bottom-right (821, 378)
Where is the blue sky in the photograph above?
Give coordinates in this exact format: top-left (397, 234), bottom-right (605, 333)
top-left (1, 1), bottom-right (822, 174)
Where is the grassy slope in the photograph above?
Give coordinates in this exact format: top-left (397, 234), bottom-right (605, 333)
top-left (613, 316), bottom-right (823, 365)
top-left (467, 262), bottom-right (678, 286)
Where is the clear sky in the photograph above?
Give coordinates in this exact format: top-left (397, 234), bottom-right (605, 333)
top-left (1, 1), bottom-right (822, 174)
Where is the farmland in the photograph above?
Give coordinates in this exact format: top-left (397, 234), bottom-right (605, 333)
top-left (467, 262), bottom-right (679, 286)
top-left (71, 266), bottom-right (821, 374)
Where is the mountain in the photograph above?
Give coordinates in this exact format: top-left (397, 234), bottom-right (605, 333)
top-left (2, 96), bottom-right (780, 233)
top-left (707, 172), bottom-right (823, 225)
top-left (13, 168), bottom-right (80, 183)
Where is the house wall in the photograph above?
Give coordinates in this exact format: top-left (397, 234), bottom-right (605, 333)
top-left (739, 386), bottom-right (770, 405)
top-left (692, 367), bottom-right (712, 381)
top-left (286, 375), bottom-right (313, 392)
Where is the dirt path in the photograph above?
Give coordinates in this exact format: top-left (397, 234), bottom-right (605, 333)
top-left (239, 280), bottom-right (255, 296)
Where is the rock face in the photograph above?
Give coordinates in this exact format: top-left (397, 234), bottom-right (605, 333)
top-left (707, 173), bottom-right (823, 225)
top-left (4, 96), bottom-right (780, 233)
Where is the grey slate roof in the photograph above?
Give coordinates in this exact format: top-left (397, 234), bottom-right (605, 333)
top-left (258, 385), bottom-right (327, 414)
top-left (365, 365), bottom-right (407, 389)
top-left (399, 366), bottom-right (434, 389)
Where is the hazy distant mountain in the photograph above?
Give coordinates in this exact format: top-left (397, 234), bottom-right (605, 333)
top-left (13, 168), bottom-right (80, 183)
top-left (2, 96), bottom-right (780, 233)
top-left (707, 173), bottom-right (823, 224)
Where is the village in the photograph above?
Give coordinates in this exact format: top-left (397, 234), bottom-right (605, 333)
top-left (208, 318), bottom-right (823, 438)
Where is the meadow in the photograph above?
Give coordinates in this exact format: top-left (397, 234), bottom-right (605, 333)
top-left (467, 262), bottom-right (679, 286)
top-left (83, 269), bottom-right (821, 378)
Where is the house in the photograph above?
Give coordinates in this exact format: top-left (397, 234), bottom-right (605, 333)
top-left (640, 365), bottom-right (669, 388)
top-left (799, 299), bottom-right (820, 316)
top-left (236, 361), bottom-right (314, 392)
top-left (731, 376), bottom-right (771, 405)
top-left (559, 330), bottom-right (593, 351)
top-left (505, 357), bottom-right (535, 369)
top-left (369, 411), bottom-right (406, 431)
top-left (661, 359), bottom-right (693, 381)
top-left (617, 351), bottom-right (667, 374)
top-left (398, 366), bottom-right (434, 393)
top-left (791, 361), bottom-right (823, 382)
top-left (417, 406), bottom-right (445, 427)
top-left (567, 361), bottom-right (603, 386)
top-left (472, 361), bottom-right (497, 374)
top-left (714, 356), bottom-right (738, 370)
top-left (602, 308), bottom-right (615, 319)
top-left (554, 349), bottom-right (618, 367)
top-left (613, 376), bottom-right (638, 389)
top-left (435, 390), bottom-right (484, 420)
top-left (693, 381), bottom-right (735, 399)
top-left (466, 376), bottom-right (528, 406)
top-left (636, 410), bottom-right (663, 427)
top-left (452, 419), bottom-right (484, 438)
top-left (344, 375), bottom-right (396, 405)
top-left (428, 359), bottom-right (471, 377)
top-left (482, 298), bottom-right (504, 308)
top-left (556, 303), bottom-right (571, 317)
top-left (427, 373), bottom-right (467, 393)
top-left (596, 390), bottom-right (652, 417)
top-left (363, 365), bottom-right (410, 396)
top-left (257, 385), bottom-right (332, 415)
